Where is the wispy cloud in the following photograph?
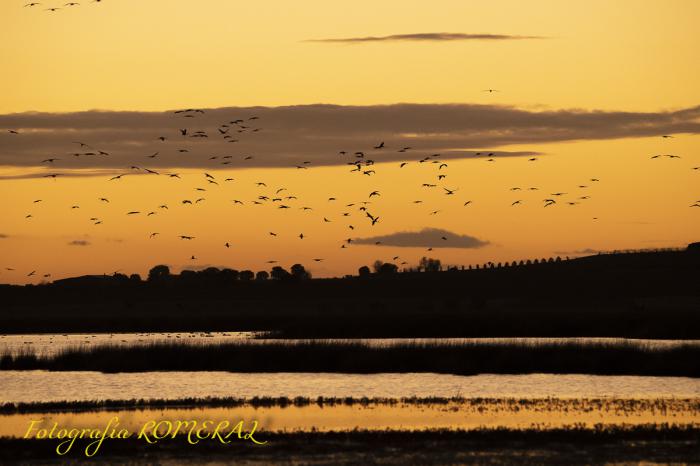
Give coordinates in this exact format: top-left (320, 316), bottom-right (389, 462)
top-left (354, 228), bottom-right (488, 249)
top-left (179, 264), bottom-right (232, 272)
top-left (553, 248), bottom-right (601, 256)
top-left (68, 240), bottom-right (91, 246)
top-left (0, 234), bottom-right (9, 239)
top-left (0, 103), bottom-right (698, 172)
top-left (306, 33), bottom-right (545, 43)
top-left (0, 169), bottom-right (126, 181)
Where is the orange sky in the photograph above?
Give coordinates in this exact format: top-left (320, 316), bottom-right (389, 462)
top-left (0, 0), bottom-right (699, 283)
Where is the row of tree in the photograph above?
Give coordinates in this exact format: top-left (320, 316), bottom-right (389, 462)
top-left (358, 256), bottom-right (570, 276)
top-left (147, 264), bottom-right (312, 282)
top-left (144, 255), bottom-right (569, 284)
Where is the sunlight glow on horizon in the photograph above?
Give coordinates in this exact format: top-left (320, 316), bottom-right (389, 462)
top-left (1, 0), bottom-right (699, 283)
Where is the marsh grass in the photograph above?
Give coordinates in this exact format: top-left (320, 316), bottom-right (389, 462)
top-left (1, 395), bottom-right (699, 415)
top-left (1, 339), bottom-right (699, 376)
top-left (1, 425), bottom-right (699, 465)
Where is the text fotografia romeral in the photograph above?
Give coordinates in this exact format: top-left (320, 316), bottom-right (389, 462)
top-left (24, 416), bottom-right (267, 456)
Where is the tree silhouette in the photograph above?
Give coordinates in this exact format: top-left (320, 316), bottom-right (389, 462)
top-left (148, 265), bottom-right (170, 282)
top-left (290, 264), bottom-right (311, 280)
top-left (220, 269), bottom-right (239, 282)
top-left (419, 257), bottom-right (441, 272)
top-left (358, 265), bottom-right (371, 277)
top-left (200, 267), bottom-right (221, 277)
top-left (255, 270), bottom-right (269, 281)
top-left (239, 270), bottom-right (254, 281)
top-left (377, 262), bottom-right (399, 275)
top-left (180, 270), bottom-right (196, 280)
top-left (271, 266), bottom-right (291, 280)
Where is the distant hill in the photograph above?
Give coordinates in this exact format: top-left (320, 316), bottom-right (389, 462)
top-left (1, 244), bottom-right (698, 337)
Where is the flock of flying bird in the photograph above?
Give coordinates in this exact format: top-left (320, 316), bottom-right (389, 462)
top-left (23, 1), bottom-right (102, 12)
top-left (4, 104), bottom-right (696, 282)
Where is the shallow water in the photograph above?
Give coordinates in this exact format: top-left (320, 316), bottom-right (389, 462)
top-left (2, 398), bottom-right (699, 438)
top-left (1, 372), bottom-right (699, 404)
top-left (1, 333), bottom-right (697, 356)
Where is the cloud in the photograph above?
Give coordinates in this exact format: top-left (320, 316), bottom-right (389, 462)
top-left (354, 228), bottom-right (488, 249)
top-left (0, 103), bottom-right (698, 172)
top-left (0, 234), bottom-right (8, 239)
top-left (0, 169), bottom-right (126, 181)
top-left (553, 248), bottom-right (600, 256)
top-left (68, 240), bottom-right (91, 246)
top-left (179, 264), bottom-right (233, 272)
top-left (306, 33), bottom-right (545, 43)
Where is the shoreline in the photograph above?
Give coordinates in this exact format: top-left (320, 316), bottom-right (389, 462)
top-left (1, 427), bottom-right (699, 465)
top-left (3, 395), bottom-right (699, 414)
top-left (3, 340), bottom-right (700, 377)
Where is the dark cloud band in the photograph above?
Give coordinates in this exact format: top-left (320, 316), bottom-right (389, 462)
top-left (306, 33), bottom-right (545, 43)
top-left (1, 103), bottom-right (698, 172)
top-left (354, 228), bottom-right (489, 249)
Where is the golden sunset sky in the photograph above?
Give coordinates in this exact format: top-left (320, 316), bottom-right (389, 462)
top-left (1, 0), bottom-right (698, 283)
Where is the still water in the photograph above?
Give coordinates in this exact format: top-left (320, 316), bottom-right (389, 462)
top-left (1, 371), bottom-right (699, 403)
top-left (1, 333), bottom-right (697, 356)
top-left (2, 398), bottom-right (699, 438)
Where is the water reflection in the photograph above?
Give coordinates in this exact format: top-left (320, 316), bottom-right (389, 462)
top-left (2, 398), bottom-right (698, 438)
top-left (1, 371), bottom-right (699, 404)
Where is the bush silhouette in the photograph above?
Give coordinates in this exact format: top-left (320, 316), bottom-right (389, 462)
top-left (291, 264), bottom-right (311, 280)
top-left (147, 265), bottom-right (170, 282)
top-left (239, 270), bottom-right (254, 281)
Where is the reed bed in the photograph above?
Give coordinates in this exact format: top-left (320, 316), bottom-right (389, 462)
top-left (1, 395), bottom-right (699, 415)
top-left (1, 339), bottom-right (699, 376)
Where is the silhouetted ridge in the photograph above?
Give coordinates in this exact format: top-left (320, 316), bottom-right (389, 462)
top-left (1, 246), bottom-right (698, 337)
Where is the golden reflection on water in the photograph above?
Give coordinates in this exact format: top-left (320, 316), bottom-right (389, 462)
top-left (2, 399), bottom-right (699, 438)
